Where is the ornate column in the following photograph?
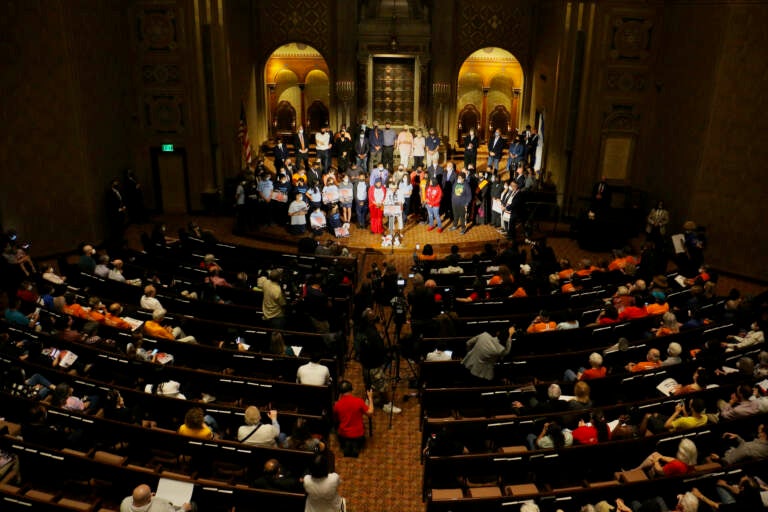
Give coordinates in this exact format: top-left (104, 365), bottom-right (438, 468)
top-left (480, 87), bottom-right (490, 143)
top-left (432, 82), bottom-right (450, 136)
top-left (335, 80), bottom-right (355, 128)
top-left (511, 88), bottom-right (521, 131)
top-left (298, 83), bottom-right (306, 128)
top-left (267, 83), bottom-right (277, 138)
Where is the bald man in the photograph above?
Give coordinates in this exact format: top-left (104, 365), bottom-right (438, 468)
top-left (251, 458), bottom-right (300, 492)
top-left (626, 348), bottom-right (662, 373)
top-left (120, 483), bottom-right (192, 512)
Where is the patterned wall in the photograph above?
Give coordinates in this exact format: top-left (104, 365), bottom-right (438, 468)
top-left (135, 4), bottom-right (188, 136)
top-left (457, 0), bottom-right (534, 63)
top-left (257, 0), bottom-right (331, 60)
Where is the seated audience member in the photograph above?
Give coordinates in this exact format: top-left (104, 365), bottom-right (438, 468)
top-left (55, 315), bottom-right (81, 342)
top-left (673, 366), bottom-right (710, 395)
top-left (564, 352), bottom-right (606, 382)
top-left (528, 421), bottom-right (572, 450)
top-left (661, 342), bottom-right (683, 366)
top-left (568, 381), bottom-right (593, 411)
top-left (755, 351), bottom-right (768, 378)
top-left (615, 493), bottom-right (699, 512)
top-left (611, 285), bottom-right (634, 311)
top-left (51, 382), bottom-right (100, 415)
top-left (104, 303), bottom-right (135, 331)
top-left (5, 297), bottom-right (40, 328)
top-left (556, 309), bottom-right (580, 330)
top-left (527, 310), bottom-right (557, 333)
top-left (251, 458), bottom-right (301, 492)
top-left (626, 348), bottom-right (662, 373)
top-left (126, 334), bottom-right (170, 364)
top-left (41, 264), bottom-right (66, 285)
top-left (296, 352), bottom-right (331, 386)
top-left (664, 397), bottom-right (708, 431)
top-left (513, 383), bottom-right (568, 415)
top-left (723, 321), bottom-right (764, 351)
top-left (140, 285), bottom-right (163, 311)
top-left (178, 407), bottom-right (215, 439)
top-left (77, 244), bottom-right (96, 274)
top-left (572, 413), bottom-right (600, 445)
top-left (617, 298), bottom-right (649, 321)
top-left (709, 423), bottom-right (768, 465)
top-left (654, 311), bottom-right (681, 337)
top-left (425, 341), bottom-right (452, 361)
top-left (143, 308), bottom-right (197, 343)
top-left (205, 266), bottom-right (232, 288)
top-left (107, 259), bottom-right (126, 282)
top-left (632, 438), bottom-right (698, 478)
top-left (146, 379), bottom-right (186, 399)
top-left (121, 483), bottom-right (193, 512)
top-left (93, 254), bottom-right (110, 278)
top-left (268, 331), bottom-right (295, 356)
top-left (691, 475), bottom-right (763, 512)
top-left (455, 278), bottom-right (490, 303)
top-left (238, 406), bottom-right (281, 447)
top-left (444, 245), bottom-right (462, 266)
top-left (595, 305), bottom-right (620, 325)
top-left (282, 417), bottom-right (326, 452)
top-left (646, 294), bottom-right (671, 316)
top-left (718, 384), bottom-right (760, 420)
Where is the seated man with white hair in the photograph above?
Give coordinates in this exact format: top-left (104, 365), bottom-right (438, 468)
top-left (661, 342), bottom-right (683, 366)
top-left (564, 352), bottom-right (607, 382)
top-left (143, 309), bottom-right (196, 343)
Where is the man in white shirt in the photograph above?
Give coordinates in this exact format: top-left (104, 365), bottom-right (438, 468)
top-left (296, 352), bottom-right (331, 386)
top-left (315, 125), bottom-right (332, 174)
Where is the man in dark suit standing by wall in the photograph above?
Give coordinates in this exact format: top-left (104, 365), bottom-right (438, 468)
top-left (487, 129), bottom-right (505, 171)
top-left (295, 125), bottom-right (310, 171)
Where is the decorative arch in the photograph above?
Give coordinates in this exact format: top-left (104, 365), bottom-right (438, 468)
top-left (306, 100), bottom-right (329, 134)
top-left (457, 47), bottom-right (523, 142)
top-left (457, 104), bottom-right (481, 139)
top-left (265, 43), bottom-right (329, 138)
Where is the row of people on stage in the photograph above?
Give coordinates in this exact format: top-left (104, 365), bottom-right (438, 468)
top-left (235, 157), bottom-right (539, 239)
top-left (274, 121), bottom-right (541, 175)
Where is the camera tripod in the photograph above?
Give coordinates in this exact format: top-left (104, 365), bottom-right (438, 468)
top-left (379, 299), bottom-right (418, 429)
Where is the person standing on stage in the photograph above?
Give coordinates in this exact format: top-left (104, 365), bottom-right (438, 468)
top-left (368, 179), bottom-right (387, 234)
top-left (412, 128), bottom-right (426, 170)
top-left (368, 121), bottom-right (383, 168)
top-left (450, 172), bottom-right (472, 235)
top-left (396, 125), bottom-right (413, 170)
top-left (425, 178), bottom-right (443, 233)
top-left (354, 173), bottom-right (368, 229)
top-left (463, 128), bottom-right (478, 170)
top-left (381, 121), bottom-right (396, 170)
top-left (425, 128), bottom-right (440, 168)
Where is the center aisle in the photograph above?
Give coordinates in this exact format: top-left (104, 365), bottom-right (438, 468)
top-left (331, 360), bottom-right (423, 512)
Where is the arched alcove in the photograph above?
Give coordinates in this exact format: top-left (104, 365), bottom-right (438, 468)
top-left (457, 47), bottom-right (523, 143)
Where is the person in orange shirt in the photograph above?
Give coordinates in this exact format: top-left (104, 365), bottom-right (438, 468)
top-left (62, 293), bottom-right (89, 320)
top-left (85, 297), bottom-right (107, 323)
top-left (143, 309), bottom-right (197, 343)
top-left (104, 303), bottom-right (135, 331)
top-left (626, 348), bottom-right (662, 372)
top-left (646, 295), bottom-right (670, 316)
top-left (653, 312), bottom-right (681, 337)
top-left (527, 310), bottom-right (557, 333)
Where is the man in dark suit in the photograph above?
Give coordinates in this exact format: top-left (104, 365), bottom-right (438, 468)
top-left (294, 126), bottom-right (310, 171)
top-left (440, 162), bottom-right (457, 221)
top-left (504, 180), bottom-right (524, 240)
top-left (487, 129), bottom-right (505, 171)
top-left (591, 175), bottom-right (612, 213)
top-left (525, 127), bottom-right (539, 167)
top-left (463, 129), bottom-right (478, 169)
top-left (306, 163), bottom-right (323, 189)
top-left (273, 138), bottom-right (289, 172)
top-left (354, 131), bottom-right (370, 173)
top-left (427, 161), bottom-right (443, 185)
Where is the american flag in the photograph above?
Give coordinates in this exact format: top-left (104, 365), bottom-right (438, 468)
top-left (238, 102), bottom-right (252, 165)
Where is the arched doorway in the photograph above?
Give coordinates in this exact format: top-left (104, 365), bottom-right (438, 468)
top-left (456, 47), bottom-right (523, 144)
top-left (265, 43), bottom-right (330, 140)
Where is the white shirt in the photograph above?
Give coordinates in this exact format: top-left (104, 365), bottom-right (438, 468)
top-left (303, 473), bottom-right (342, 512)
top-left (140, 295), bottom-right (163, 311)
top-left (315, 131), bottom-right (331, 151)
top-left (296, 362), bottom-right (331, 386)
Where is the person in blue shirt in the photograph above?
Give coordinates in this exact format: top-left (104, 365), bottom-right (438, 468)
top-left (506, 135), bottom-right (525, 171)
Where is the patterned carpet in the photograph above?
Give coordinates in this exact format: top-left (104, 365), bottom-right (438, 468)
top-left (124, 214), bottom-right (765, 512)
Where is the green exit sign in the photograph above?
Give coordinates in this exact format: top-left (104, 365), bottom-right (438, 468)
top-left (161, 144), bottom-right (174, 152)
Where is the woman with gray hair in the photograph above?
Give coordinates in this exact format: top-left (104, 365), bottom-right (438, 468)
top-left (633, 438), bottom-right (698, 478)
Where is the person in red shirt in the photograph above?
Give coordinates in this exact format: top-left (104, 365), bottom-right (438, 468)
top-left (618, 299), bottom-right (649, 321)
top-left (424, 178), bottom-right (443, 232)
top-left (572, 414), bottom-right (599, 445)
top-left (333, 380), bottom-right (374, 458)
top-left (633, 438), bottom-right (697, 478)
top-left (368, 179), bottom-right (387, 234)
